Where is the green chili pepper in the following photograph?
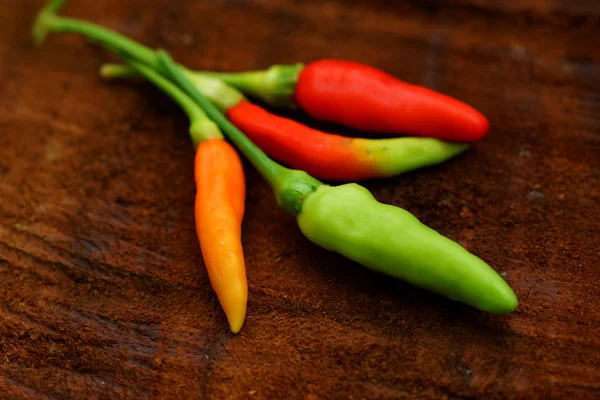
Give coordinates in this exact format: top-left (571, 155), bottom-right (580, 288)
top-left (158, 52), bottom-right (518, 314)
top-left (299, 184), bottom-right (517, 313)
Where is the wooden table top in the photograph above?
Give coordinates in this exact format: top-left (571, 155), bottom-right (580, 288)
top-left (1, 0), bottom-right (599, 398)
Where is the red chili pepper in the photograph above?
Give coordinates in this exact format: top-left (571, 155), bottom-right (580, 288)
top-left (293, 60), bottom-right (489, 142)
top-left (195, 59), bottom-right (489, 142)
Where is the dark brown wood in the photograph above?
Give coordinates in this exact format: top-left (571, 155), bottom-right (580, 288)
top-left (1, 0), bottom-right (599, 398)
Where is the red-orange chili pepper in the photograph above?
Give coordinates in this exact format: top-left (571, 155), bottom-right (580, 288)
top-left (227, 101), bottom-right (467, 181)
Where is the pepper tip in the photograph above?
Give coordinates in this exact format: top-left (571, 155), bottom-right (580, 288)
top-left (227, 314), bottom-right (246, 334)
top-left (468, 112), bottom-right (490, 142)
top-left (485, 286), bottom-right (519, 314)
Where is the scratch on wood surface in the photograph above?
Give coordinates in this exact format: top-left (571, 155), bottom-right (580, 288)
top-left (422, 30), bottom-right (444, 90)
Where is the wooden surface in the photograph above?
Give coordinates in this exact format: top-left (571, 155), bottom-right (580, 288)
top-left (1, 0), bottom-right (599, 399)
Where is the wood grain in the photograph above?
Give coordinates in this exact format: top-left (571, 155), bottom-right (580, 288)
top-left (1, 0), bottom-right (599, 398)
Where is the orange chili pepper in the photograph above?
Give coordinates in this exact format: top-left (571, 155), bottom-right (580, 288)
top-left (194, 139), bottom-right (247, 333)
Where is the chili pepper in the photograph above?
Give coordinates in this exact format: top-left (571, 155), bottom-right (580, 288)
top-left (103, 65), bottom-right (468, 181)
top-left (195, 60), bottom-right (490, 142)
top-left (33, 3), bottom-right (469, 182)
top-left (192, 137), bottom-right (247, 333)
top-left (99, 57), bottom-right (248, 332)
top-left (159, 51), bottom-right (518, 314)
top-left (227, 101), bottom-right (468, 181)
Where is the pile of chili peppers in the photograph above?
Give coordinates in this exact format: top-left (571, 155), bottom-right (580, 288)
top-left (33, 0), bottom-right (518, 333)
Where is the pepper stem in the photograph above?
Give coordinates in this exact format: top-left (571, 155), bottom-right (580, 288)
top-left (32, 0), bottom-right (248, 113)
top-left (31, 0), bottom-right (246, 113)
top-left (33, 0), bottom-right (164, 71)
top-left (122, 57), bottom-right (223, 147)
top-left (101, 63), bottom-right (246, 112)
top-left (100, 63), bottom-right (138, 79)
top-left (200, 63), bottom-right (304, 108)
top-left (158, 51), bottom-right (322, 215)
top-left (34, 12), bottom-right (156, 67)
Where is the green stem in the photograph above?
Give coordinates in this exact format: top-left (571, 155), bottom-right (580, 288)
top-left (123, 57), bottom-right (223, 147)
top-left (158, 51), bottom-right (322, 215)
top-left (199, 63), bottom-right (304, 108)
top-left (33, 1), bottom-right (302, 109)
top-left (33, 1), bottom-right (175, 76)
top-left (38, 0), bottom-right (66, 17)
top-left (35, 14), bottom-right (156, 67)
top-left (100, 63), bottom-right (138, 79)
top-left (32, 0), bottom-right (253, 112)
top-left (101, 63), bottom-right (245, 112)
top-left (32, 1), bottom-right (222, 147)
top-left (32, 1), bottom-right (244, 110)
top-left (159, 54), bottom-right (283, 185)
top-left (202, 71), bottom-right (267, 91)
